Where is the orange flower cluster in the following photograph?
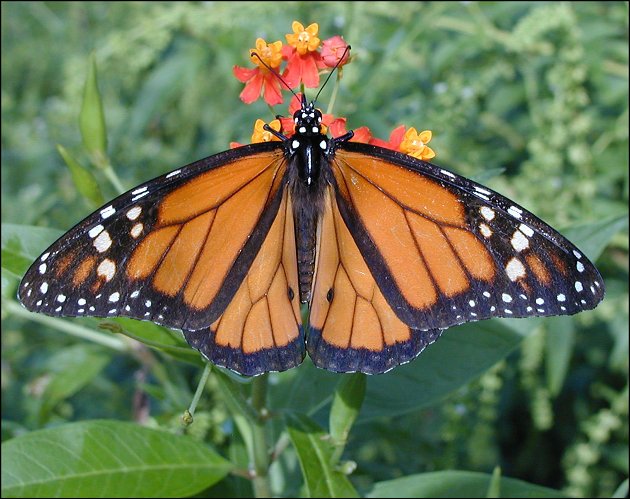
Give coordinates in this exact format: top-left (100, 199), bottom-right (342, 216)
top-left (233, 22), bottom-right (349, 106)
top-left (232, 21), bottom-right (435, 161)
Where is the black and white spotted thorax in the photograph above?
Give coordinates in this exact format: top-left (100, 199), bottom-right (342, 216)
top-left (286, 101), bottom-right (333, 189)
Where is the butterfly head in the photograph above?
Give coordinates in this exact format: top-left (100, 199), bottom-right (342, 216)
top-left (293, 97), bottom-right (324, 138)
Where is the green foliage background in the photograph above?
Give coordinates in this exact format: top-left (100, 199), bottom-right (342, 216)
top-left (1, 2), bottom-right (628, 498)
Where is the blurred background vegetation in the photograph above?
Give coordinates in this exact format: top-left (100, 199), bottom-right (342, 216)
top-left (1, 2), bottom-right (628, 497)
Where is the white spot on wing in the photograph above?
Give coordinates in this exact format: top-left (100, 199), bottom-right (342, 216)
top-left (505, 258), bottom-right (526, 282)
top-left (39, 263), bottom-right (47, 274)
top-left (93, 230), bottom-right (112, 253)
top-left (507, 206), bottom-right (522, 219)
top-left (473, 191), bottom-right (490, 201)
top-left (40, 282), bottom-right (48, 294)
top-left (132, 191), bottom-right (149, 202)
top-left (511, 230), bottom-right (529, 252)
top-left (126, 206), bottom-right (142, 220)
top-left (480, 207), bottom-right (495, 221)
top-left (97, 259), bottom-right (116, 282)
top-left (166, 169), bottom-right (181, 179)
top-left (100, 206), bottom-right (116, 219)
top-left (89, 225), bottom-right (105, 239)
top-left (109, 292), bottom-right (120, 303)
top-left (479, 223), bottom-right (492, 238)
top-left (519, 223), bottom-right (534, 237)
top-left (557, 293), bottom-right (566, 302)
top-left (576, 261), bottom-right (584, 272)
top-left (130, 223), bottom-right (143, 239)
top-left (440, 169), bottom-right (456, 178)
top-left (502, 293), bottom-right (513, 303)
top-left (575, 281), bottom-right (583, 292)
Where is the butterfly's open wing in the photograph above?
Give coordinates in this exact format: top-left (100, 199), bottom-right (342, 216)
top-left (307, 186), bottom-right (443, 374)
top-left (183, 191), bottom-right (304, 375)
top-left (328, 142), bottom-right (605, 333)
top-left (19, 143), bottom-right (304, 374)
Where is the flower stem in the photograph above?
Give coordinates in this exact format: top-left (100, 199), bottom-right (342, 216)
top-left (188, 362), bottom-right (212, 418)
top-left (250, 374), bottom-right (271, 498)
top-left (326, 72), bottom-right (342, 116)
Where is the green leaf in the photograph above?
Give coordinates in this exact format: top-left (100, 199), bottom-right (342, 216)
top-left (612, 478), bottom-right (629, 498)
top-left (329, 373), bottom-right (366, 447)
top-left (360, 320), bottom-right (523, 420)
top-left (367, 471), bottom-right (566, 498)
top-left (562, 214), bottom-right (628, 262)
top-left (1, 420), bottom-right (233, 498)
top-left (286, 413), bottom-right (359, 498)
top-left (80, 52), bottom-right (108, 162)
top-left (1, 224), bottom-right (62, 275)
top-left (57, 144), bottom-right (104, 207)
top-left (544, 316), bottom-right (575, 396)
top-left (39, 344), bottom-right (112, 421)
top-left (486, 467), bottom-right (502, 498)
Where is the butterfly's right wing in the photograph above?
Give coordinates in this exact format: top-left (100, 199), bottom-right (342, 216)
top-left (307, 187), bottom-right (443, 374)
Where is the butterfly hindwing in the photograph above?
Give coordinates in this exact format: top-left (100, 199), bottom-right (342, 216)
top-left (329, 142), bottom-right (605, 331)
top-left (307, 186), bottom-right (443, 374)
top-left (184, 190), bottom-right (304, 376)
top-left (19, 143), bottom-right (289, 334)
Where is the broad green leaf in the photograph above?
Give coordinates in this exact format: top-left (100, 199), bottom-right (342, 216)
top-left (367, 471), bottom-right (566, 498)
top-left (612, 478), bottom-right (629, 498)
top-left (562, 214), bottom-right (628, 262)
top-left (286, 413), bottom-right (358, 498)
top-left (329, 373), bottom-right (366, 446)
top-left (1, 420), bottom-right (233, 498)
top-left (39, 344), bottom-right (112, 421)
top-left (360, 320), bottom-right (523, 420)
top-left (57, 144), bottom-right (104, 207)
top-left (80, 53), bottom-right (107, 161)
top-left (544, 316), bottom-right (575, 396)
top-left (1, 224), bottom-right (62, 275)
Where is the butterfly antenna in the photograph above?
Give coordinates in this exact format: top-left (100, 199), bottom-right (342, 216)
top-left (250, 52), bottom-right (302, 108)
top-left (314, 44), bottom-right (351, 104)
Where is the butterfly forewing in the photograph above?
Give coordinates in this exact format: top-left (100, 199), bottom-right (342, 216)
top-left (19, 143), bottom-right (288, 333)
top-left (330, 142), bottom-right (605, 332)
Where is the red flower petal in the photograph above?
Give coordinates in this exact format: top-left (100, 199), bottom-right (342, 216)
top-left (233, 65), bottom-right (258, 83)
top-left (262, 73), bottom-right (284, 105)
top-left (239, 71), bottom-right (264, 104)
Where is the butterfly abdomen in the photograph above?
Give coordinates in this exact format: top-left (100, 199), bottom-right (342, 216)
top-left (290, 172), bottom-right (327, 303)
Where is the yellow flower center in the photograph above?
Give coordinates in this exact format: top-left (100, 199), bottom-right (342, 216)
top-left (400, 128), bottom-right (435, 160)
top-left (250, 39), bottom-right (283, 70)
top-left (251, 119), bottom-right (282, 143)
top-left (286, 21), bottom-right (320, 55)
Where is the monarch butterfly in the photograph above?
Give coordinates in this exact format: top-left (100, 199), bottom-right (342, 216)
top-left (18, 70), bottom-right (605, 376)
